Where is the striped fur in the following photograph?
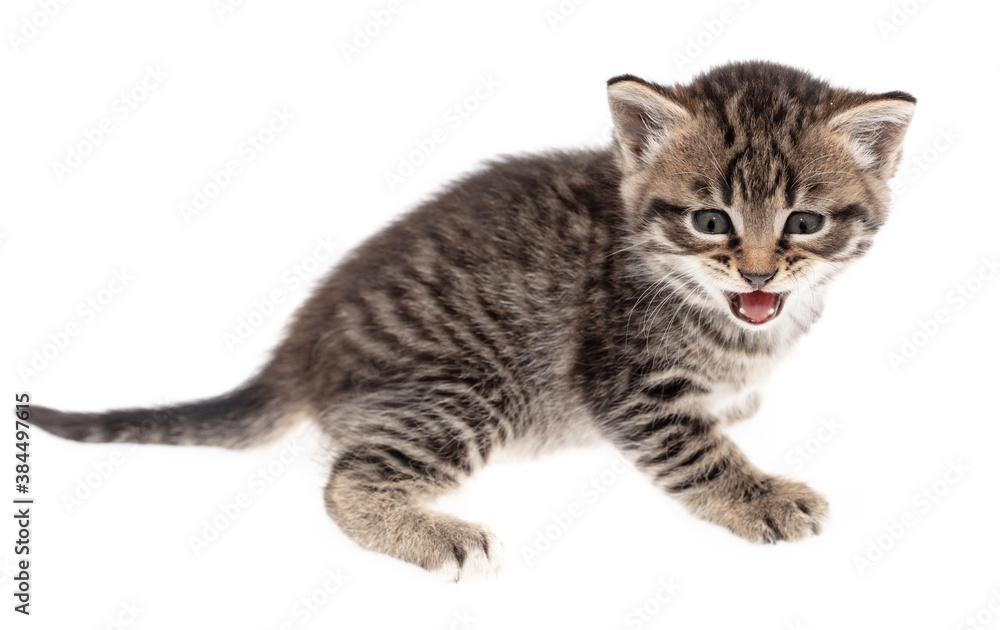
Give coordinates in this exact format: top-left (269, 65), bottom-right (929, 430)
top-left (32, 62), bottom-right (914, 579)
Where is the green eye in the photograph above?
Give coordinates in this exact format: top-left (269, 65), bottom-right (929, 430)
top-left (784, 212), bottom-right (824, 235)
top-left (693, 210), bottom-right (731, 235)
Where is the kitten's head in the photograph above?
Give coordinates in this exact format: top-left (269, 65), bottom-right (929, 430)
top-left (607, 61), bottom-right (915, 329)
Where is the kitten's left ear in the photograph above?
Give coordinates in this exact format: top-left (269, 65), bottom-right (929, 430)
top-left (828, 92), bottom-right (916, 179)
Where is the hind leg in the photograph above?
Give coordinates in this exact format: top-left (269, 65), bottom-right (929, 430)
top-left (322, 390), bottom-right (508, 580)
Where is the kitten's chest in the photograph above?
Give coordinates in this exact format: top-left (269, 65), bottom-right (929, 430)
top-left (701, 353), bottom-right (780, 422)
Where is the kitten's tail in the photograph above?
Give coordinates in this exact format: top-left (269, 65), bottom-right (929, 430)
top-left (30, 379), bottom-right (301, 449)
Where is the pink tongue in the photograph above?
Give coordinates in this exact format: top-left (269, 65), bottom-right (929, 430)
top-left (738, 291), bottom-right (779, 324)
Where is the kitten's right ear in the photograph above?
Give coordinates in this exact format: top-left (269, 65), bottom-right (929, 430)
top-left (607, 75), bottom-right (691, 171)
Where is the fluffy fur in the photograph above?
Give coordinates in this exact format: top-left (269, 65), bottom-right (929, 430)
top-left (33, 61), bottom-right (915, 580)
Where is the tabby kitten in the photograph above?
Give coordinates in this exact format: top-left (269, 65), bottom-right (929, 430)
top-left (33, 61), bottom-right (915, 581)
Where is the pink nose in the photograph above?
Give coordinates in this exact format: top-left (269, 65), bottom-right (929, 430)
top-left (739, 269), bottom-right (776, 291)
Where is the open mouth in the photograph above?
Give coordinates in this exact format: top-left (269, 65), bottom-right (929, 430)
top-left (725, 291), bottom-right (786, 325)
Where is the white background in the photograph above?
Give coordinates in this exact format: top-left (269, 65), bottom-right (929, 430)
top-left (2, 0), bottom-right (999, 628)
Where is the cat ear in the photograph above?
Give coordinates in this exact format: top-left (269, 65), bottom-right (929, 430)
top-left (607, 76), bottom-right (691, 170)
top-left (828, 93), bottom-right (916, 179)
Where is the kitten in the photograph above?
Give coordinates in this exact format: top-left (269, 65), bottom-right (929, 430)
top-left (33, 61), bottom-right (915, 581)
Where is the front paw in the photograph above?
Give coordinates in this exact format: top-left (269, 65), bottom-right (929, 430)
top-left (708, 476), bottom-right (828, 543)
